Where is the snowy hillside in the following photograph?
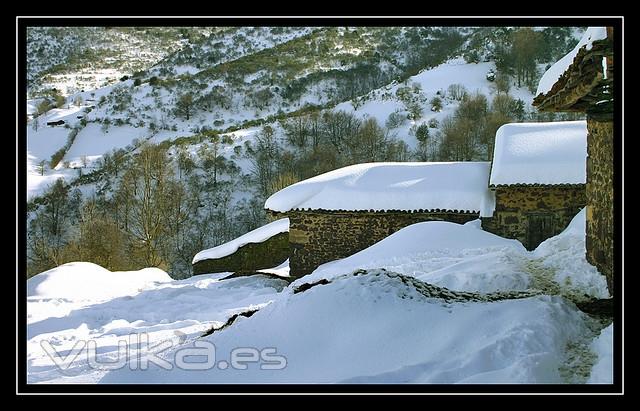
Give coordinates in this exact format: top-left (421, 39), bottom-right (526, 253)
top-left (25, 57), bottom-right (530, 200)
top-left (26, 26), bottom-right (585, 211)
top-left (27, 27), bottom-right (216, 95)
top-left (27, 211), bottom-right (612, 384)
top-left (334, 57), bottom-right (535, 149)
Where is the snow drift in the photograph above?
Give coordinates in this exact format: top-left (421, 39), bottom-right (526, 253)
top-left (27, 262), bottom-right (172, 301)
top-left (100, 269), bottom-right (593, 384)
top-left (304, 220), bottom-right (529, 293)
top-left (533, 208), bottom-right (610, 299)
top-left (587, 324), bottom-right (614, 384)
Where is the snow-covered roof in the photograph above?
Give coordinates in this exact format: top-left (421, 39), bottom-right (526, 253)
top-left (490, 121), bottom-right (587, 186)
top-left (265, 162), bottom-right (496, 217)
top-left (536, 27), bottom-right (608, 97)
top-left (192, 218), bottom-right (289, 264)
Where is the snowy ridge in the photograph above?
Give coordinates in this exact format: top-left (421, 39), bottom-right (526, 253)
top-left (536, 27), bottom-right (607, 97)
top-left (192, 218), bottom-right (289, 264)
top-left (265, 162), bottom-right (496, 217)
top-left (490, 121), bottom-right (587, 186)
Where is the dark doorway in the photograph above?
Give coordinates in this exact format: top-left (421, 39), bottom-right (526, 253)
top-left (527, 213), bottom-right (556, 250)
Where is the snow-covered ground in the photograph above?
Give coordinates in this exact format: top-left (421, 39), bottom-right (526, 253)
top-left (101, 273), bottom-right (591, 384)
top-left (587, 324), bottom-right (614, 384)
top-left (27, 263), bottom-right (288, 384)
top-left (27, 209), bottom-right (612, 384)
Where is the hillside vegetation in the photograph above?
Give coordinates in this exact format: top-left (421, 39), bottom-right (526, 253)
top-left (26, 26), bottom-right (585, 278)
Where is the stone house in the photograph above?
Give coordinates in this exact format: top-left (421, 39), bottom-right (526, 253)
top-left (265, 162), bottom-right (495, 277)
top-left (533, 27), bottom-right (614, 293)
top-left (192, 218), bottom-right (289, 275)
top-left (481, 121), bottom-right (588, 250)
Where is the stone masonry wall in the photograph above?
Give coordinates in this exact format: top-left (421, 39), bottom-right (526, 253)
top-left (287, 210), bottom-right (478, 277)
top-left (585, 118), bottom-right (614, 294)
top-left (481, 186), bottom-right (586, 250)
top-left (192, 232), bottom-right (289, 275)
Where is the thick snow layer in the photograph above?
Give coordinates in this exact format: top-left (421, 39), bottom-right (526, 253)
top-left (192, 218), bottom-right (289, 264)
top-left (27, 262), bottom-right (172, 301)
top-left (587, 324), bottom-right (613, 384)
top-left (100, 271), bottom-right (592, 384)
top-left (533, 208), bottom-right (610, 299)
top-left (29, 212), bottom-right (609, 384)
top-left (27, 269), bottom-right (288, 384)
top-left (305, 221), bottom-right (529, 293)
top-left (265, 162), bottom-right (496, 216)
top-left (490, 121), bottom-right (587, 186)
top-left (536, 27), bottom-right (608, 97)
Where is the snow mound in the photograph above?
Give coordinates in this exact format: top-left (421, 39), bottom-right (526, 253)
top-left (27, 272), bottom-right (287, 383)
top-left (265, 162), bottom-right (496, 217)
top-left (192, 218), bottom-right (289, 264)
top-left (27, 262), bottom-right (172, 301)
top-left (534, 208), bottom-right (610, 299)
top-left (299, 220), bottom-right (528, 293)
top-left (587, 324), bottom-right (613, 384)
top-left (536, 27), bottom-right (607, 97)
top-left (100, 269), bottom-right (591, 384)
top-left (490, 121), bottom-right (587, 186)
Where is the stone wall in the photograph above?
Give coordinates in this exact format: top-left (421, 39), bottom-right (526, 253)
top-left (585, 118), bottom-right (614, 294)
top-left (481, 186), bottom-right (586, 250)
top-left (192, 232), bottom-right (290, 275)
top-left (285, 210), bottom-right (478, 277)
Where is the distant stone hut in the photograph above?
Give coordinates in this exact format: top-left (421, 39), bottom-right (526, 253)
top-left (481, 121), bottom-right (587, 250)
top-left (533, 27), bottom-right (614, 293)
top-left (265, 162), bottom-right (495, 277)
top-left (192, 218), bottom-right (289, 275)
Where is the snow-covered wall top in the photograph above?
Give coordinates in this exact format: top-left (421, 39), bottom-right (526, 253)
top-left (536, 27), bottom-right (607, 97)
top-left (192, 218), bottom-right (289, 264)
top-left (265, 162), bottom-right (496, 217)
top-left (490, 121), bottom-right (587, 186)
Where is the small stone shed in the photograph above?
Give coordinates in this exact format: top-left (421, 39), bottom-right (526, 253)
top-left (481, 121), bottom-right (587, 250)
top-left (533, 27), bottom-right (614, 293)
top-left (265, 162), bottom-right (495, 277)
top-left (192, 218), bottom-right (289, 275)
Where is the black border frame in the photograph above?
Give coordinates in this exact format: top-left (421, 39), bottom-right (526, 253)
top-left (16, 16), bottom-right (624, 395)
